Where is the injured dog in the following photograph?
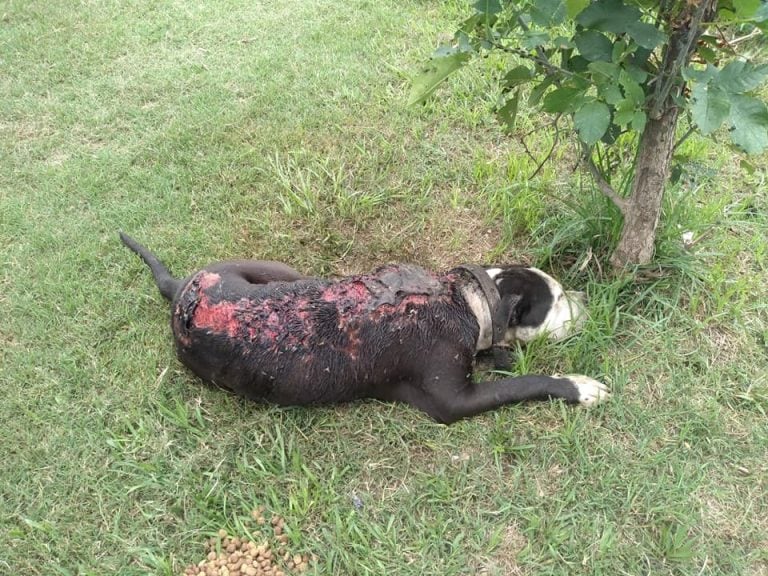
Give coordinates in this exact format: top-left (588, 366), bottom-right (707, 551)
top-left (120, 233), bottom-right (608, 423)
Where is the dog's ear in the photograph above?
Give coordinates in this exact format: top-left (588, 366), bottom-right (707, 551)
top-left (492, 293), bottom-right (521, 370)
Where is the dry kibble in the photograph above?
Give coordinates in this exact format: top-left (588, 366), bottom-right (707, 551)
top-left (183, 509), bottom-right (314, 576)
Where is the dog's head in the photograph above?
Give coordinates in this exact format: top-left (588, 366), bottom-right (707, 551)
top-left (464, 266), bottom-right (587, 350)
top-left (488, 266), bottom-right (587, 343)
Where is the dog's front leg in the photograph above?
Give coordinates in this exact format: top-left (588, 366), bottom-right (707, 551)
top-left (409, 347), bottom-right (609, 423)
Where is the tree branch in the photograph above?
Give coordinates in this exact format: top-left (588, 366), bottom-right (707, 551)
top-left (582, 146), bottom-right (628, 214)
top-left (514, 16), bottom-right (569, 86)
top-left (650, 0), bottom-right (717, 119)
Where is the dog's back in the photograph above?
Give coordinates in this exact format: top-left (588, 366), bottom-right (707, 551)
top-left (171, 265), bottom-right (478, 405)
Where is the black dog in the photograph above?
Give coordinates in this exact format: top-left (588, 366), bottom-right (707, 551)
top-left (120, 233), bottom-right (608, 423)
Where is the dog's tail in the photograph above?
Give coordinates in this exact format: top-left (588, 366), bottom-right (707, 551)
top-left (119, 232), bottom-right (182, 301)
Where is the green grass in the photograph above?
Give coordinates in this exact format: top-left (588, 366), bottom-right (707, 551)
top-left (2, 1), bottom-right (767, 575)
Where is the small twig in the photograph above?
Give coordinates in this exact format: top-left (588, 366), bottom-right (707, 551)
top-left (714, 25), bottom-right (763, 57)
top-left (673, 124), bottom-right (696, 152)
top-left (520, 137), bottom-right (538, 165)
top-left (515, 16), bottom-right (567, 88)
top-left (530, 134), bottom-right (559, 179)
top-left (474, 34), bottom-right (576, 81)
top-left (728, 29), bottom-right (762, 47)
top-left (519, 115), bottom-right (563, 178)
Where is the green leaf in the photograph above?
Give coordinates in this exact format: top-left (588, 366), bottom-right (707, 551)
top-left (614, 108), bottom-right (635, 126)
top-left (474, 0), bottom-right (502, 14)
top-left (631, 110), bottom-right (647, 132)
top-left (565, 0), bottom-right (589, 18)
top-left (740, 158), bottom-right (756, 174)
top-left (576, 0), bottom-right (641, 34)
top-left (503, 65), bottom-right (535, 89)
top-left (588, 61), bottom-right (620, 80)
top-left (565, 54), bottom-right (590, 73)
top-left (458, 13), bottom-right (483, 34)
top-left (683, 64), bottom-right (717, 84)
top-left (619, 71), bottom-right (645, 107)
top-left (574, 100), bottom-right (611, 144)
top-left (690, 83), bottom-right (731, 134)
top-left (574, 30), bottom-right (613, 61)
top-left (531, 0), bottom-right (567, 25)
top-left (600, 83), bottom-right (624, 105)
top-left (729, 95), bottom-right (768, 154)
top-left (408, 52), bottom-right (471, 106)
top-left (497, 91), bottom-right (521, 133)
top-left (696, 46), bottom-right (718, 64)
top-left (626, 21), bottom-right (666, 50)
top-left (543, 86), bottom-right (586, 113)
top-left (611, 36), bottom-right (629, 63)
top-left (529, 76), bottom-right (556, 106)
top-left (522, 30), bottom-right (550, 49)
top-left (624, 64), bottom-right (648, 84)
top-left (735, 0), bottom-right (761, 19)
top-left (717, 60), bottom-right (768, 94)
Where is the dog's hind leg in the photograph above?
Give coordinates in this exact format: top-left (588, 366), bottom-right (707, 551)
top-left (205, 260), bottom-right (306, 285)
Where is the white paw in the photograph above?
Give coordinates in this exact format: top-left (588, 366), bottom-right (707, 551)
top-left (564, 375), bottom-right (610, 407)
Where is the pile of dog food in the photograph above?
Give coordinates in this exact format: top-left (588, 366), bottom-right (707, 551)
top-left (182, 507), bottom-right (313, 576)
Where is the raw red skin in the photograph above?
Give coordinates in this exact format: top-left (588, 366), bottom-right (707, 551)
top-left (170, 265), bottom-right (476, 405)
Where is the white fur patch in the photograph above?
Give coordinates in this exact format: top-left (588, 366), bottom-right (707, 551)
top-left (461, 284), bottom-right (493, 351)
top-left (510, 268), bottom-right (587, 343)
top-left (563, 375), bottom-right (610, 406)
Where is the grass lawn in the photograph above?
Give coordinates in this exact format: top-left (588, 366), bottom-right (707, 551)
top-left (2, 1), bottom-right (767, 574)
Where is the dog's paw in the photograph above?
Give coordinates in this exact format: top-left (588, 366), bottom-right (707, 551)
top-left (563, 375), bottom-right (610, 407)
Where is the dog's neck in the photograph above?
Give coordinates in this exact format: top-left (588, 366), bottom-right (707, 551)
top-left (458, 266), bottom-right (503, 352)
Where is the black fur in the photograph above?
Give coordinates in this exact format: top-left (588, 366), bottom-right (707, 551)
top-left (120, 233), bottom-right (591, 423)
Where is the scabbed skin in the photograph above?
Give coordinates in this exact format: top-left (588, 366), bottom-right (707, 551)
top-left (171, 264), bottom-right (479, 405)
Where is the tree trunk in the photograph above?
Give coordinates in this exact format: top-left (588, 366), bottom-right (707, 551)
top-left (606, 1), bottom-right (718, 270)
top-left (609, 105), bottom-right (679, 269)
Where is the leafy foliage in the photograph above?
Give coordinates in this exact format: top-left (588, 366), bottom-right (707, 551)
top-left (411, 0), bottom-right (768, 155)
